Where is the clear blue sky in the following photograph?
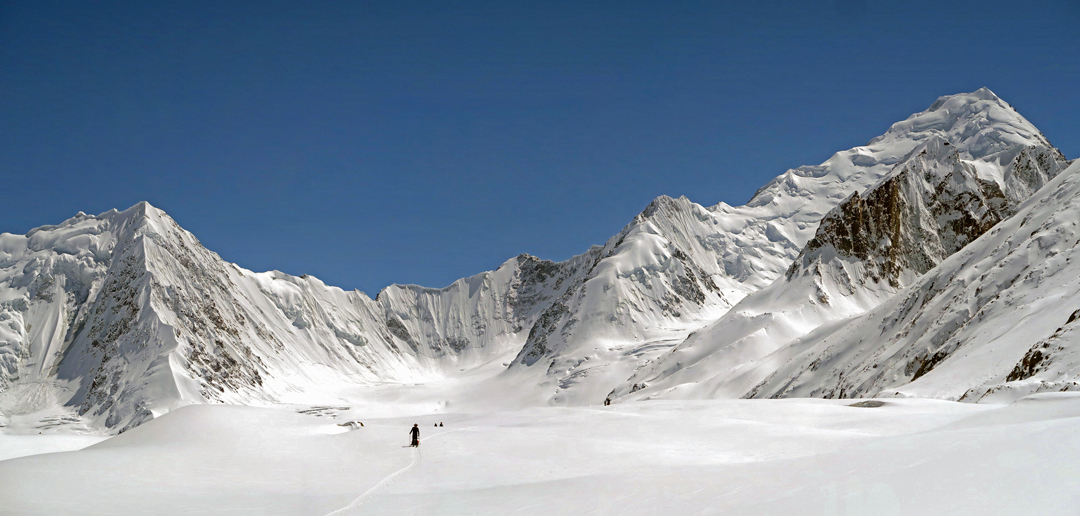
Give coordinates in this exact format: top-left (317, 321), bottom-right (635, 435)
top-left (2, 1), bottom-right (1078, 295)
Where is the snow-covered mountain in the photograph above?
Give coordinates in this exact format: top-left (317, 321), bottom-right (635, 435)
top-left (1, 88), bottom-right (1072, 432)
top-left (736, 156), bottom-right (1080, 403)
top-left (0, 205), bottom-right (591, 430)
top-left (0, 90), bottom-right (928, 426)
top-left (612, 88), bottom-right (1071, 403)
top-left (503, 91), bottom-right (1035, 403)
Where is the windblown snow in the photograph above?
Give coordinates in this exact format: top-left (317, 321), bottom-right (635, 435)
top-left (1, 88), bottom-right (1078, 515)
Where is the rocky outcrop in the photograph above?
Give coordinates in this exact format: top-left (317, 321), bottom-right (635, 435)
top-left (792, 137), bottom-right (1067, 288)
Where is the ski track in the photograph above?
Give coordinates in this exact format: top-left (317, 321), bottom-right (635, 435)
top-left (322, 428), bottom-right (467, 516)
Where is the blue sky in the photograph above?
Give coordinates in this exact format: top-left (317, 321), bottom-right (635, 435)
top-left (2, 1), bottom-right (1078, 294)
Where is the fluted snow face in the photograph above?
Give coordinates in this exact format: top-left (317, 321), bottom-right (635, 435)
top-left (378, 252), bottom-right (590, 365)
top-left (0, 199), bottom-right (604, 429)
top-left (0, 204), bottom-right (564, 430)
top-left (0, 210), bottom-right (118, 391)
top-left (508, 196), bottom-right (743, 404)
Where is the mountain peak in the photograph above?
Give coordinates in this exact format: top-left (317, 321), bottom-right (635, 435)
top-left (113, 200), bottom-right (167, 224)
top-left (927, 87), bottom-right (1001, 111)
top-left (638, 194), bottom-right (695, 220)
top-left (745, 89), bottom-right (1050, 212)
top-left (123, 200), bottom-right (156, 216)
top-left (872, 88), bottom-right (1047, 160)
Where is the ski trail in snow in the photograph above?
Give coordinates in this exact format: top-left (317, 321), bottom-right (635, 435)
top-left (323, 428), bottom-right (467, 516)
top-left (323, 448), bottom-right (421, 515)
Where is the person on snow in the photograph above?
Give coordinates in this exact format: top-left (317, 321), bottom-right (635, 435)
top-left (410, 424), bottom-right (420, 447)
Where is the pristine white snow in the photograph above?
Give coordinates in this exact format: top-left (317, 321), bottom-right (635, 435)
top-left (2, 391), bottom-right (1079, 515)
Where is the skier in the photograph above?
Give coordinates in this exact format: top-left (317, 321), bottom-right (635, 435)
top-left (410, 424), bottom-right (420, 447)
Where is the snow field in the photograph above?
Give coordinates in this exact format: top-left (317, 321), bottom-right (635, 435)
top-left (0, 433), bottom-right (106, 462)
top-left (4, 394), bottom-right (1079, 515)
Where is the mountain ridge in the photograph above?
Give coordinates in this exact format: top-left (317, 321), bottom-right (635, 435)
top-left (1, 88), bottom-right (1073, 432)
top-left (611, 90), bottom-right (1071, 404)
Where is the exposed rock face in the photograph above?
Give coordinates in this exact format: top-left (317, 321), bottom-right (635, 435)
top-left (793, 137), bottom-right (1067, 288)
top-left (508, 116), bottom-right (948, 402)
top-left (511, 94), bottom-right (1047, 396)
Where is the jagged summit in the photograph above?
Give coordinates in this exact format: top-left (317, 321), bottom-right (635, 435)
top-left (508, 89), bottom-right (1068, 404)
top-left (637, 194), bottom-right (694, 218)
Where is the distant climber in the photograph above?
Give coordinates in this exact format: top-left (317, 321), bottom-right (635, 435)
top-left (439, 422), bottom-right (443, 427)
top-left (410, 424), bottom-right (420, 447)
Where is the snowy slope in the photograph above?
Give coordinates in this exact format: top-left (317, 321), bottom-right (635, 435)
top-left (622, 157), bottom-right (1080, 404)
top-left (504, 91), bottom-right (1042, 403)
top-left (0, 204), bottom-right (379, 430)
top-left (611, 88), bottom-right (1070, 403)
top-left (736, 157), bottom-right (1080, 402)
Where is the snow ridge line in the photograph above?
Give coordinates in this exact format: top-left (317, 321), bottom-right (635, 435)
top-left (322, 427), bottom-right (467, 515)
